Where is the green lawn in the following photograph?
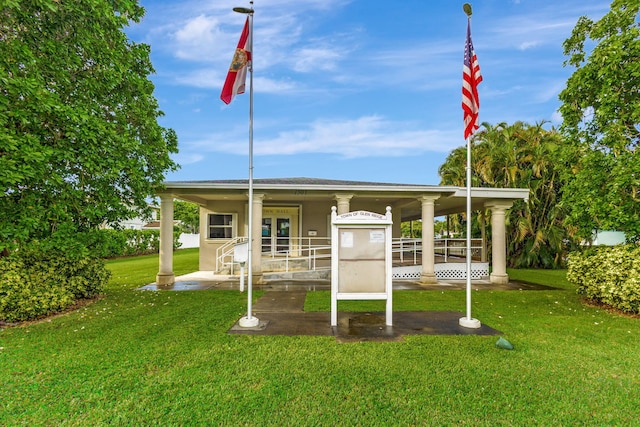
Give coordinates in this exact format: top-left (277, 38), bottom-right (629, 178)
top-left (1, 249), bottom-right (638, 426)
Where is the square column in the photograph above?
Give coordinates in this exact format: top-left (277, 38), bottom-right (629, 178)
top-left (156, 194), bottom-right (175, 285)
top-left (419, 195), bottom-right (440, 284)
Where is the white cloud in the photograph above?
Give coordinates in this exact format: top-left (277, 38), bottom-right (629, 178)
top-left (174, 68), bottom-right (220, 89)
top-left (550, 110), bottom-right (563, 124)
top-left (175, 14), bottom-right (217, 44)
top-left (252, 77), bottom-right (299, 93)
top-left (184, 115), bottom-right (459, 160)
top-left (485, 3), bottom-right (610, 52)
top-left (172, 15), bottom-right (225, 61)
top-left (518, 40), bottom-right (540, 51)
top-left (173, 68), bottom-right (299, 93)
top-left (533, 80), bottom-right (566, 103)
top-left (487, 19), bottom-right (576, 51)
top-left (292, 47), bottom-right (344, 72)
top-left (172, 152), bottom-right (204, 165)
top-left (140, 0), bottom-right (352, 64)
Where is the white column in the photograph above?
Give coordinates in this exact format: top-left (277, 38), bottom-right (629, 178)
top-left (419, 195), bottom-right (440, 284)
top-left (486, 201), bottom-right (513, 285)
top-left (480, 211), bottom-right (487, 262)
top-left (251, 193), bottom-right (264, 282)
top-left (335, 194), bottom-right (353, 215)
top-left (156, 194), bottom-right (175, 285)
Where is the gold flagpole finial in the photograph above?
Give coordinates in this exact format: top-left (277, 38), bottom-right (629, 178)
top-left (463, 3), bottom-right (472, 17)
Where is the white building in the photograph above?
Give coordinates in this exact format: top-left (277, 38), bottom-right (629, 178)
top-left (155, 178), bottom-right (528, 286)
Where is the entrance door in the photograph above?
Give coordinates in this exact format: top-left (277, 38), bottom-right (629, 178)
top-left (261, 217), bottom-right (290, 254)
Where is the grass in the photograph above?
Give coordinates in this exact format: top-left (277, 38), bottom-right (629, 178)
top-left (1, 250), bottom-right (639, 426)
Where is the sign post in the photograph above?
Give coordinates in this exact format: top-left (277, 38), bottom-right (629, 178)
top-left (233, 240), bottom-right (249, 292)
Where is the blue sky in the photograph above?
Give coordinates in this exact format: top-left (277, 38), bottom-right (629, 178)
top-left (127, 0), bottom-right (610, 185)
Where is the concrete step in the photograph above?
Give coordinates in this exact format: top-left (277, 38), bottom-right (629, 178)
top-left (263, 269), bottom-right (331, 281)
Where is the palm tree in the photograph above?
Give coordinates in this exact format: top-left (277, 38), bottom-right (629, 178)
top-left (439, 121), bottom-right (578, 268)
top-left (507, 122), bottom-right (578, 268)
top-left (438, 146), bottom-right (467, 187)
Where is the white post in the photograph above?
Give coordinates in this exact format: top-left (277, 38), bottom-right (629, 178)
top-left (239, 263), bottom-right (245, 292)
top-left (444, 239), bottom-right (448, 262)
top-left (330, 207), bottom-right (338, 327)
top-left (385, 206), bottom-right (393, 326)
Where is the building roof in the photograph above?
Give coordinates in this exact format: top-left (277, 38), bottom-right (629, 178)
top-left (164, 177), bottom-right (445, 189)
top-left (159, 177), bottom-right (529, 219)
top-left (177, 177), bottom-right (416, 186)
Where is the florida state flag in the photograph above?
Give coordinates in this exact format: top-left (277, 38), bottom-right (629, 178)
top-left (220, 17), bottom-right (251, 105)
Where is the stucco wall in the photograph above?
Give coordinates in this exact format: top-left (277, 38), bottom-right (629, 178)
top-left (199, 201), bottom-right (247, 271)
top-left (301, 201), bottom-right (332, 238)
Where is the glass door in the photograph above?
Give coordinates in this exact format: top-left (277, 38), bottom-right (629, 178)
top-left (261, 216), bottom-right (291, 254)
top-left (276, 218), bottom-right (290, 252)
top-left (261, 218), bottom-right (272, 253)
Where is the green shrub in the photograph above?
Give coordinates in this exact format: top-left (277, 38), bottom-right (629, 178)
top-left (567, 244), bottom-right (640, 314)
top-left (77, 229), bottom-right (129, 258)
top-left (77, 228), bottom-right (182, 258)
top-left (122, 229), bottom-right (160, 256)
top-left (0, 248), bottom-right (111, 323)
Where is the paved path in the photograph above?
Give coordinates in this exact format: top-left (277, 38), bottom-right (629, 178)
top-left (137, 276), bottom-right (554, 342)
top-left (229, 290), bottom-right (503, 342)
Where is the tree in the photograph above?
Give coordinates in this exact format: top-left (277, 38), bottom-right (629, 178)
top-left (173, 200), bottom-right (200, 234)
top-left (558, 0), bottom-right (640, 241)
top-left (0, 0), bottom-right (178, 253)
top-left (400, 219), bottom-right (448, 239)
top-left (439, 121), bottom-right (576, 268)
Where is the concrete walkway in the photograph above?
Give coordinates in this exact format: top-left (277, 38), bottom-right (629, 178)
top-left (139, 273), bottom-right (556, 342)
top-left (140, 270), bottom-right (555, 292)
top-left (227, 290), bottom-right (501, 342)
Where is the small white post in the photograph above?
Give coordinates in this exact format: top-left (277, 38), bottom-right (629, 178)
top-left (239, 262), bottom-right (245, 292)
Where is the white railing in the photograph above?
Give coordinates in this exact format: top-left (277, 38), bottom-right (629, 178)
top-left (394, 238), bottom-right (421, 264)
top-left (434, 238), bottom-right (484, 261)
top-left (393, 238), bottom-right (484, 263)
top-left (215, 237), bottom-right (247, 273)
top-left (215, 236), bottom-right (485, 274)
top-left (216, 237), bottom-right (332, 274)
top-left (263, 244), bottom-right (333, 273)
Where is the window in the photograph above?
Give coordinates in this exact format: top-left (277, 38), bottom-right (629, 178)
top-left (208, 213), bottom-right (235, 239)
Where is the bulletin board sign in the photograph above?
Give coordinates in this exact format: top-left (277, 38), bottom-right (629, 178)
top-left (330, 206), bottom-right (393, 326)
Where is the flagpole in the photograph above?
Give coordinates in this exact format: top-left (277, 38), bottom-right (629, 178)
top-left (459, 134), bottom-right (481, 328)
top-left (460, 3), bottom-right (481, 329)
top-left (235, 3), bottom-right (259, 328)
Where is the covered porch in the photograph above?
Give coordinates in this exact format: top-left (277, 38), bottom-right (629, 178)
top-left (155, 178), bottom-right (528, 286)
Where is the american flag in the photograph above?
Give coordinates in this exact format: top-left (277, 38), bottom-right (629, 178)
top-left (462, 19), bottom-right (482, 140)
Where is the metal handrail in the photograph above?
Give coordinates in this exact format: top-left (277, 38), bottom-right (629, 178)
top-left (215, 236), bottom-right (484, 274)
top-left (434, 238), bottom-right (483, 261)
top-left (215, 237), bottom-right (247, 273)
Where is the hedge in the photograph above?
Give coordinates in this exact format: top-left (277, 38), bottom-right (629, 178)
top-left (567, 244), bottom-right (640, 314)
top-left (77, 228), bottom-right (182, 258)
top-left (0, 248), bottom-right (110, 323)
